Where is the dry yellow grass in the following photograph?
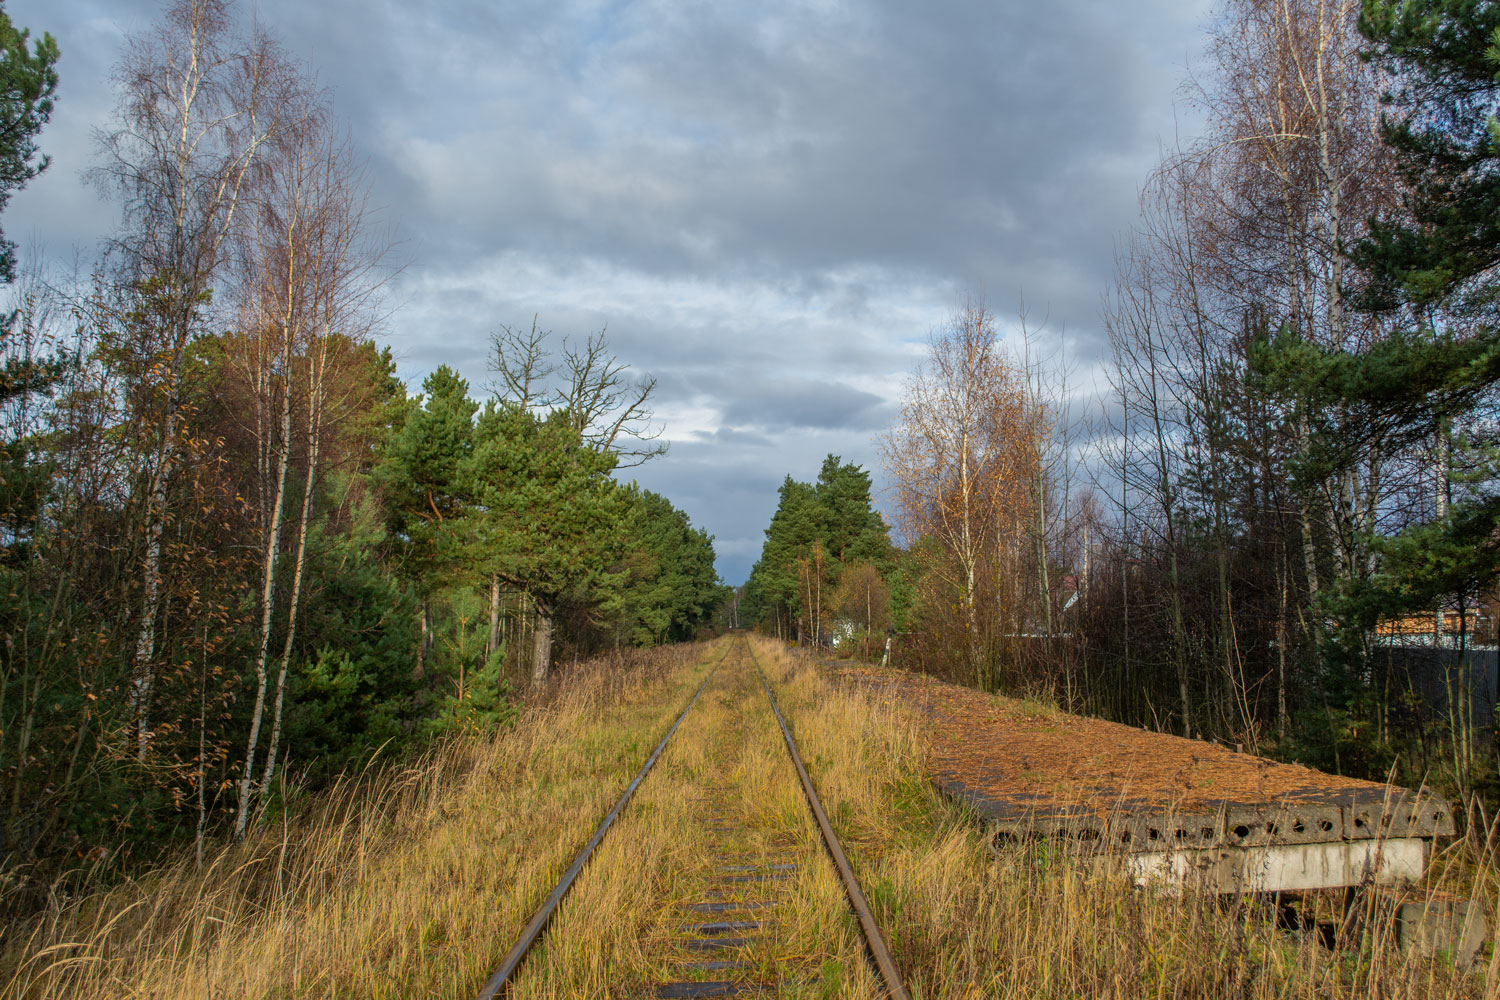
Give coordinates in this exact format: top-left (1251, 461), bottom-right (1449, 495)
top-left (0, 641), bottom-right (722, 999)
top-left (7, 633), bottom-right (1495, 998)
top-left (753, 635), bottom-right (1500, 1000)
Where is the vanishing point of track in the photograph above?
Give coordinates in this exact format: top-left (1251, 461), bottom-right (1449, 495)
top-left (475, 635), bottom-right (910, 1000)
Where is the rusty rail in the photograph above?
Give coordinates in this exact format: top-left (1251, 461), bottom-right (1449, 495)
top-left (475, 636), bottom-right (908, 998)
top-left (750, 644), bottom-right (912, 1000)
top-left (474, 652), bottom-right (723, 1000)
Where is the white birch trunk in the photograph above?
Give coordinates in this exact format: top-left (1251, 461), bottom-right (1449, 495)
top-left (128, 409), bottom-right (175, 759)
top-left (262, 373), bottom-right (322, 793)
top-left (235, 353), bottom-right (293, 840)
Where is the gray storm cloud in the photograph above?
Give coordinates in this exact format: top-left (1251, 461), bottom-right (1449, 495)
top-left (6, 0), bottom-right (1210, 582)
top-left (718, 377), bottom-right (888, 432)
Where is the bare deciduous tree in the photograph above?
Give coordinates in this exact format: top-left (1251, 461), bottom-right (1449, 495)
top-left (882, 301), bottom-right (1040, 684)
top-left (230, 111), bottom-right (389, 837)
top-left (92, 0), bottom-right (310, 759)
top-left (491, 321), bottom-right (666, 464)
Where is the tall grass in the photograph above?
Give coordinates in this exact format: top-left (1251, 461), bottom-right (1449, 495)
top-left (754, 636), bottom-right (1500, 999)
top-left (509, 637), bottom-right (881, 997)
top-left (9, 634), bottom-right (1494, 998)
top-left (0, 642), bottom-right (716, 999)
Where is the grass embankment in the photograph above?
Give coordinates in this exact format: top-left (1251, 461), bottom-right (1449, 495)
top-left (754, 635), bottom-right (1499, 1000)
top-left (1, 641), bottom-right (724, 999)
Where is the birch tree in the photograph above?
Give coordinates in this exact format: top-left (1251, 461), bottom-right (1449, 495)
top-left (92, 0), bottom-right (307, 759)
top-left (881, 302), bottom-right (1039, 684)
top-left (1091, 0), bottom-right (1407, 741)
top-left (231, 113), bottom-right (387, 835)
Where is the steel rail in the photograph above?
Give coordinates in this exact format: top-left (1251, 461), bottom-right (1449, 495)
top-left (474, 653), bottom-right (724, 1000)
top-left (749, 642), bottom-right (913, 1000)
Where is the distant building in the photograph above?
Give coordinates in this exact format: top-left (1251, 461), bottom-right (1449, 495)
top-left (1374, 596), bottom-right (1498, 729)
top-left (828, 618), bottom-right (859, 648)
top-left (1375, 598), bottom-right (1496, 650)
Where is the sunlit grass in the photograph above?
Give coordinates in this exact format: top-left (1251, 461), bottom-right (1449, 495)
top-left (7, 633), bottom-right (1494, 998)
top-left (1, 641), bottom-right (722, 999)
top-left (756, 635), bottom-right (1499, 999)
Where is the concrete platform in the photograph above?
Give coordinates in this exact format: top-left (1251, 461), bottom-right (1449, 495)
top-left (831, 664), bottom-right (1455, 893)
top-left (1384, 888), bottom-right (1489, 967)
top-left (1120, 835), bottom-right (1428, 893)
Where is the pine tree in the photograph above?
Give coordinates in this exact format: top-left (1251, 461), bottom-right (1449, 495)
top-left (1358, 1), bottom-right (1500, 316)
top-left (1251, 2), bottom-right (1500, 657)
top-left (746, 475), bottom-right (822, 641)
top-left (616, 487), bottom-right (727, 646)
top-left (745, 455), bottom-right (895, 644)
top-left (374, 365), bottom-right (477, 680)
top-left (814, 455), bottom-right (893, 567)
top-left (0, 2), bottom-right (56, 284)
top-left (465, 403), bottom-right (628, 683)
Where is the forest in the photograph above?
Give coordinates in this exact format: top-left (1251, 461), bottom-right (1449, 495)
top-left (0, 0), bottom-right (726, 906)
top-left (746, 0), bottom-right (1500, 818)
top-left (8, 0), bottom-right (1500, 935)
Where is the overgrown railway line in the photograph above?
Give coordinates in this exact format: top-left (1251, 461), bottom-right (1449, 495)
top-left (476, 636), bottom-right (909, 999)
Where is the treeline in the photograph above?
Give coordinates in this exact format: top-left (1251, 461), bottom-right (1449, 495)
top-left (872, 0), bottom-right (1500, 809)
top-left (744, 0), bottom-right (1500, 810)
top-left (743, 456), bottom-right (900, 659)
top-left (0, 0), bottom-right (723, 904)
top-left (742, 311), bottom-right (1071, 702)
top-left (1083, 0), bottom-right (1500, 802)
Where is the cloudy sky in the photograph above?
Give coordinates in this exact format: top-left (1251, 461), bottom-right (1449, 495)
top-left (7, 0), bottom-right (1211, 583)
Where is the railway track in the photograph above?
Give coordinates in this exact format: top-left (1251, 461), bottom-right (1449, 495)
top-left (476, 636), bottom-right (909, 999)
